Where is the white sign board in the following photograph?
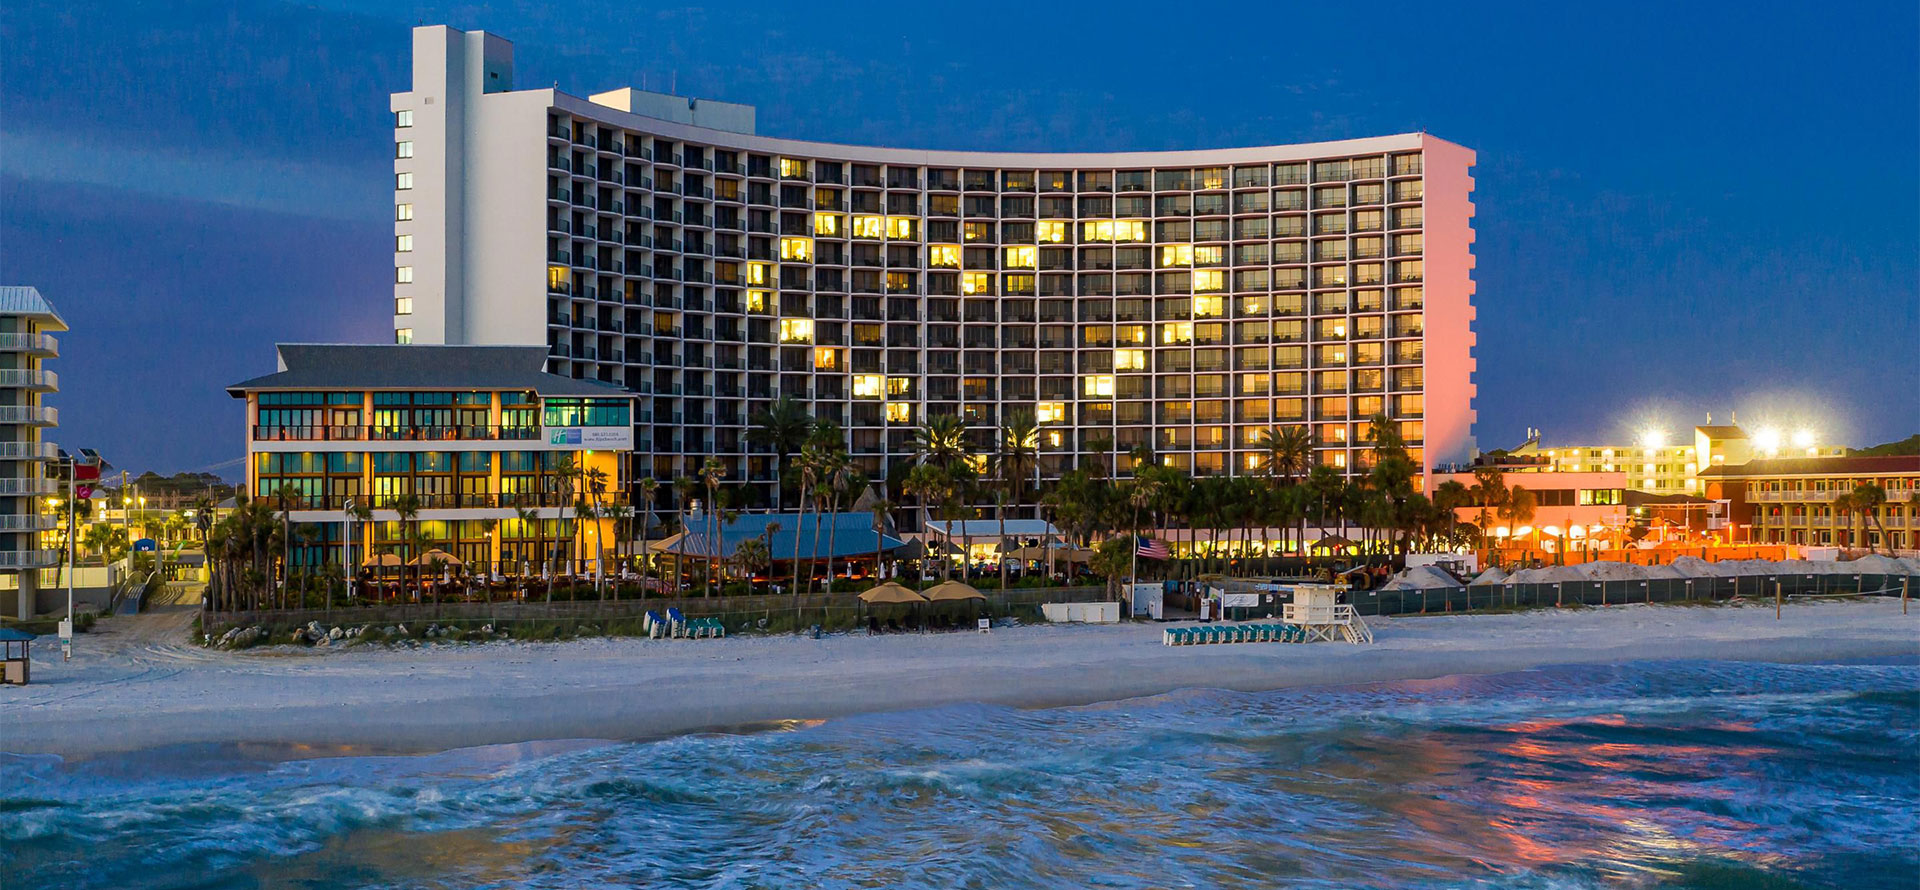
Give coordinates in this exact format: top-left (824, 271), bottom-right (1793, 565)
top-left (1220, 593), bottom-right (1261, 608)
top-left (57, 618), bottom-right (72, 641)
top-left (544, 426), bottom-right (634, 450)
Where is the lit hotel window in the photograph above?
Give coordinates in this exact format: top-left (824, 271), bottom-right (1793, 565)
top-left (964, 222), bottom-right (991, 242)
top-left (813, 348), bottom-right (838, 370)
top-left (548, 266), bottom-right (570, 289)
top-left (1036, 402), bottom-right (1066, 423)
top-left (1114, 348), bottom-right (1147, 370)
top-left (780, 237), bottom-right (812, 261)
top-left (961, 272), bottom-right (992, 295)
top-left (886, 377), bottom-right (913, 396)
top-left (746, 263), bottom-right (770, 285)
top-left (1004, 246), bottom-right (1037, 269)
top-left (851, 215), bottom-right (883, 238)
top-left (396, 203), bottom-right (413, 221)
top-left (886, 216), bottom-right (916, 239)
top-left (929, 245), bottom-right (960, 268)
top-left (395, 140), bottom-right (413, 159)
top-left (395, 266), bottom-right (413, 284)
top-left (747, 290), bottom-right (769, 312)
top-left (1082, 376), bottom-right (1115, 398)
top-left (779, 319), bottom-right (813, 343)
top-left (1159, 244), bottom-right (1193, 267)
top-left (853, 375), bottom-right (883, 398)
top-left (1194, 270), bottom-right (1225, 292)
top-left (779, 157), bottom-right (809, 178)
top-left (1082, 220), bottom-right (1146, 242)
top-left (396, 234), bottom-right (413, 252)
top-left (1161, 322), bottom-right (1193, 345)
top-left (1193, 295), bottom-right (1224, 317)
top-left (1036, 221), bottom-right (1067, 243)
top-left (886, 402), bottom-right (912, 423)
top-left (395, 297), bottom-right (413, 315)
top-left (395, 172), bottom-right (413, 190)
top-left (395, 109), bottom-right (413, 127)
top-left (814, 213), bottom-right (841, 236)
top-left (395, 328), bottom-right (413, 344)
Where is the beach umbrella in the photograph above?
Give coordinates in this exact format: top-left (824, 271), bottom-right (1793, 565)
top-left (922, 579), bottom-right (985, 602)
top-left (362, 552), bottom-right (403, 569)
top-left (1059, 546), bottom-right (1094, 563)
top-left (409, 548), bottom-right (463, 567)
top-left (858, 581), bottom-right (927, 604)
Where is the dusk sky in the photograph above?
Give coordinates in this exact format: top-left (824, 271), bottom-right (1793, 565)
top-left (3, 0), bottom-right (1915, 477)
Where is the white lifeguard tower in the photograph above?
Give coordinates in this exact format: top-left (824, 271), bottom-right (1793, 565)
top-left (1284, 583), bottom-right (1373, 644)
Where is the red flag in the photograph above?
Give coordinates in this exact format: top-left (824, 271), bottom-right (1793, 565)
top-left (73, 464), bottom-right (101, 481)
top-left (75, 484), bottom-right (93, 500)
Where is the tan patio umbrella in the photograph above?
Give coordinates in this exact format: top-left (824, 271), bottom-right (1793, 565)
top-left (858, 581), bottom-right (928, 604)
top-left (409, 549), bottom-right (463, 567)
top-left (1007, 545), bottom-right (1050, 562)
top-left (362, 552), bottom-right (404, 568)
top-left (1059, 546), bottom-right (1094, 563)
top-left (922, 580), bottom-right (985, 602)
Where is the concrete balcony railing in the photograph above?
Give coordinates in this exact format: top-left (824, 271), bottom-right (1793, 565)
top-left (0, 406), bottom-right (57, 426)
top-left (0, 441), bottom-right (60, 461)
top-left (0, 548), bottom-right (62, 569)
top-left (0, 513), bottom-right (57, 532)
top-left (0, 333), bottom-right (59, 356)
top-left (0, 477), bottom-right (59, 496)
top-left (0, 369), bottom-right (57, 391)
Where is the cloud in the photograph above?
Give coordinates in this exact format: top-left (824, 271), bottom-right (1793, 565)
top-left (0, 129), bottom-right (385, 222)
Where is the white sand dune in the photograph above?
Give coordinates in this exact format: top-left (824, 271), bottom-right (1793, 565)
top-left (5, 599), bottom-right (1916, 759)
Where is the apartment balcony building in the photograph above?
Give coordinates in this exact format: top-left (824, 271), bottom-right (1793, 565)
top-left (392, 25), bottom-right (1475, 509)
top-left (0, 287), bottom-right (65, 618)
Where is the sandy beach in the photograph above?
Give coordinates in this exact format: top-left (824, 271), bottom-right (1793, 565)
top-left (4, 599), bottom-right (1915, 759)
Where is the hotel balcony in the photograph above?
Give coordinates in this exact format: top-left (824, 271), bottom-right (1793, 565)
top-left (0, 513), bottom-right (58, 532)
top-left (1749, 490), bottom-right (1842, 503)
top-left (0, 441), bottom-right (60, 461)
top-left (252, 425), bottom-right (547, 442)
top-left (0, 477), bottom-right (59, 496)
top-left (0, 406), bottom-right (57, 426)
top-left (277, 492), bottom-right (628, 512)
top-left (0, 369), bottom-right (57, 391)
top-left (0, 548), bottom-right (62, 570)
top-left (0, 333), bottom-right (58, 356)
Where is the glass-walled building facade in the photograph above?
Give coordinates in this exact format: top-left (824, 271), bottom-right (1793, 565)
top-left (393, 26), bottom-right (1477, 508)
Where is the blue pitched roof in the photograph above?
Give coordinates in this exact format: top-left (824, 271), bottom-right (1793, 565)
top-left (0, 627), bottom-right (38, 642)
top-left (662, 511), bottom-right (906, 561)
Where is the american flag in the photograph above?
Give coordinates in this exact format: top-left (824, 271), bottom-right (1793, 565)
top-left (1135, 536), bottom-right (1169, 560)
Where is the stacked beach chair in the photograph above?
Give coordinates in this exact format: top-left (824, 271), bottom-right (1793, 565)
top-left (1162, 622), bottom-right (1311, 646)
top-left (644, 609), bottom-right (728, 639)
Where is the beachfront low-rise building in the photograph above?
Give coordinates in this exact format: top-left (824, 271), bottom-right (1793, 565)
top-left (1509, 421), bottom-right (1847, 497)
top-left (1699, 455), bottom-right (1920, 551)
top-left (228, 344), bottom-right (636, 574)
top-left (1429, 461), bottom-right (1629, 546)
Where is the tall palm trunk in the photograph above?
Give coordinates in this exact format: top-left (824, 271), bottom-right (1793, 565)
top-left (824, 490), bottom-right (841, 593)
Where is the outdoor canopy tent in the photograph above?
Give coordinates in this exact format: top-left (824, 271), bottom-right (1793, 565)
top-left (408, 549), bottom-right (463, 567)
top-left (653, 510), bottom-right (909, 562)
top-left (361, 553), bottom-right (403, 568)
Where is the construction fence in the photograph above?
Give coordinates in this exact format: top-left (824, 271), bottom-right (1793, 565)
top-left (1351, 572), bottom-right (1916, 616)
top-left (203, 584), bottom-right (1117, 636)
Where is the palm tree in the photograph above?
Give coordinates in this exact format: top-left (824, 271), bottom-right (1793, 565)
top-left (671, 475), bottom-right (695, 594)
top-left (699, 456), bottom-right (727, 598)
top-left (993, 411), bottom-right (1040, 590)
top-left (634, 476), bottom-right (659, 589)
top-left (271, 482), bottom-right (303, 609)
top-left (345, 499), bottom-right (374, 598)
top-left (550, 454), bottom-right (580, 573)
top-left (912, 414), bottom-right (973, 579)
top-left (392, 493), bottom-right (422, 602)
top-left (513, 505), bottom-right (546, 601)
top-left (1256, 425), bottom-right (1313, 554)
top-left (1850, 483), bottom-right (1889, 554)
top-left (904, 463), bottom-right (952, 580)
top-left (748, 396), bottom-right (812, 510)
top-left (820, 460), bottom-right (858, 592)
top-left (790, 447), bottom-right (821, 594)
top-left (868, 494), bottom-right (895, 580)
top-left (731, 535), bottom-right (771, 594)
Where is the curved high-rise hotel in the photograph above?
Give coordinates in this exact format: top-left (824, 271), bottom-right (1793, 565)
top-left (391, 26), bottom-right (1475, 506)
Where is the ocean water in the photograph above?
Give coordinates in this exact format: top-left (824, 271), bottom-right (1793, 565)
top-left (4, 661), bottom-right (1916, 889)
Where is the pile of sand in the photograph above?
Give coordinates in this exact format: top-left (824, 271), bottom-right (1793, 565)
top-left (1482, 555), bottom-right (1917, 588)
top-left (1469, 566), bottom-right (1508, 586)
top-left (1381, 565), bottom-right (1464, 591)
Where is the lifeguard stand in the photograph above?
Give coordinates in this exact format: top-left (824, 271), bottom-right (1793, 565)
top-left (1283, 583), bottom-right (1373, 644)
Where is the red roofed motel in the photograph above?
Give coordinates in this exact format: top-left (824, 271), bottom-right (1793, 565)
top-left (1699, 455), bottom-right (1920, 550)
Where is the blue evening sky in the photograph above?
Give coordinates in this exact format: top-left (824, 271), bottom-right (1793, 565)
top-left (3, 0), bottom-right (1915, 476)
